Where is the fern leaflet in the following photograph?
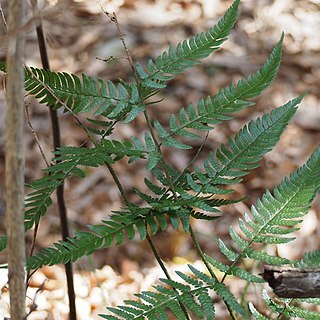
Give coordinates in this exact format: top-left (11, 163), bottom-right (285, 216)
top-left (186, 95), bottom-right (303, 194)
top-left (136, 0), bottom-right (239, 92)
top-left (155, 34), bottom-right (284, 148)
top-left (0, 62), bottom-right (142, 122)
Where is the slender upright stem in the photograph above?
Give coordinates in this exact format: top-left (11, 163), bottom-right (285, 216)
top-left (31, 2), bottom-right (77, 318)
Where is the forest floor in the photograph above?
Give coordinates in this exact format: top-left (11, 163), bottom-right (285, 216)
top-left (0, 0), bottom-right (320, 319)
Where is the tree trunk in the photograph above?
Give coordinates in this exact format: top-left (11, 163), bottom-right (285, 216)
top-left (6, 0), bottom-right (26, 319)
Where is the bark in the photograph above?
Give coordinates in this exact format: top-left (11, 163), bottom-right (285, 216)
top-left (262, 265), bottom-right (320, 298)
top-left (6, 0), bottom-right (26, 319)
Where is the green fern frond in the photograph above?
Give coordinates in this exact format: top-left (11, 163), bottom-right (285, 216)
top-left (135, 0), bottom-right (239, 91)
top-left (214, 282), bottom-right (244, 315)
top-left (26, 231), bottom-right (104, 269)
top-left (54, 141), bottom-right (145, 165)
top-left (214, 33), bottom-right (284, 106)
top-left (100, 265), bottom-right (216, 319)
top-left (278, 305), bottom-right (320, 319)
top-left (135, 183), bottom-right (239, 224)
top-left (154, 34), bottom-right (284, 148)
top-left (16, 66), bottom-right (142, 120)
top-left (27, 213), bottom-right (139, 269)
top-left (295, 298), bottom-right (320, 306)
top-left (205, 254), bottom-right (264, 283)
top-left (294, 250), bottom-right (320, 268)
top-left (28, 207), bottom-right (191, 269)
top-left (260, 290), bottom-right (320, 319)
top-left (187, 95), bottom-right (303, 194)
top-left (210, 143), bottom-right (320, 278)
top-left (144, 133), bottom-right (162, 170)
top-left (24, 158), bottom-right (84, 231)
top-left (26, 191), bottom-right (236, 268)
top-left (144, 177), bottom-right (167, 195)
top-left (23, 141), bottom-right (144, 234)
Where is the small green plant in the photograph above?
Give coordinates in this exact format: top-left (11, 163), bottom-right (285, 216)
top-left (1, 0), bottom-right (320, 318)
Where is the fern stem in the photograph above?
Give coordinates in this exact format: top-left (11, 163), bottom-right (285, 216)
top-left (145, 234), bottom-right (171, 280)
top-left (146, 233), bottom-right (191, 320)
top-left (143, 110), bottom-right (179, 200)
top-left (189, 225), bottom-right (238, 320)
top-left (103, 140), bottom-right (193, 318)
top-left (107, 14), bottom-right (192, 318)
top-left (107, 156), bottom-right (191, 319)
top-left (105, 161), bottom-right (131, 206)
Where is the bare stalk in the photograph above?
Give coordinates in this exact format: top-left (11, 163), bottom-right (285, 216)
top-left (6, 0), bottom-right (26, 319)
top-left (30, 1), bottom-right (77, 318)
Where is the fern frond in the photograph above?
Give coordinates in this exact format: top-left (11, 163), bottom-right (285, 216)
top-left (100, 265), bottom-right (216, 319)
top-left (208, 143), bottom-right (320, 279)
top-left (26, 231), bottom-right (103, 269)
top-left (248, 302), bottom-right (269, 320)
top-left (154, 34), bottom-right (284, 148)
top-left (24, 158), bottom-right (84, 231)
top-left (54, 141), bottom-right (145, 166)
top-left (205, 254), bottom-right (264, 283)
top-left (136, 0), bottom-right (239, 91)
top-left (23, 67), bottom-right (142, 120)
top-left (144, 133), bottom-right (162, 170)
top-left (27, 212), bottom-right (138, 269)
top-left (295, 298), bottom-right (320, 306)
top-left (23, 142), bottom-right (144, 233)
top-left (28, 207), bottom-right (191, 269)
top-left (26, 191), bottom-right (235, 268)
top-left (261, 290), bottom-right (320, 319)
top-left (186, 95), bottom-right (303, 194)
top-left (294, 250), bottom-right (320, 268)
top-left (214, 33), bottom-right (284, 105)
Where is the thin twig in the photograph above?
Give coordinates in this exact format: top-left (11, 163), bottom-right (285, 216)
top-left (25, 102), bottom-right (50, 167)
top-left (0, 4), bottom-right (8, 31)
top-left (102, 9), bottom-right (135, 73)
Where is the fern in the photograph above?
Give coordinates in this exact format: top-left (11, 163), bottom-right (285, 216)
top-left (155, 33), bottom-right (284, 148)
top-left (0, 62), bottom-right (141, 123)
top-left (178, 95), bottom-right (304, 195)
top-left (294, 251), bottom-right (320, 268)
top-left (24, 141), bottom-right (145, 231)
top-left (208, 144), bottom-right (320, 277)
top-left (250, 290), bottom-right (320, 319)
top-left (100, 265), bottom-right (216, 319)
top-left (1, 0), bottom-right (319, 318)
top-left (26, 192), bottom-right (241, 269)
top-left (26, 213), bottom-right (139, 269)
top-left (135, 0), bottom-right (239, 92)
